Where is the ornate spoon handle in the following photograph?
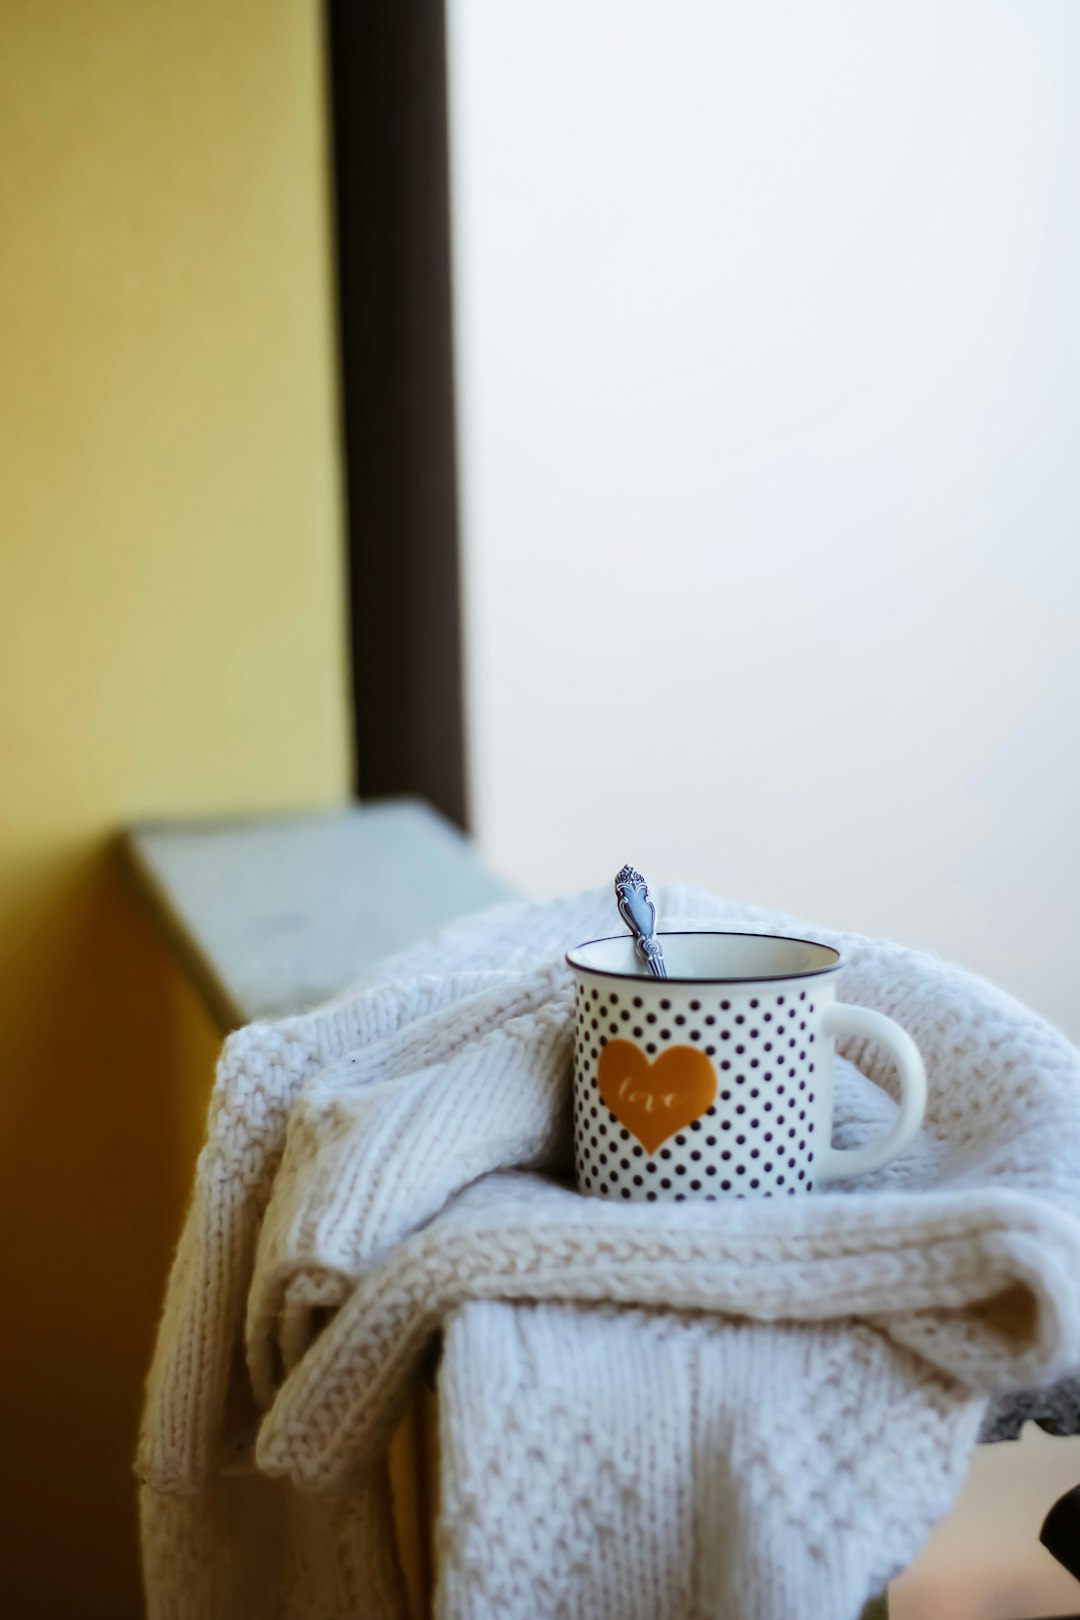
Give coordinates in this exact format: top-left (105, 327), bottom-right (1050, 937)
top-left (614, 864), bottom-right (668, 979)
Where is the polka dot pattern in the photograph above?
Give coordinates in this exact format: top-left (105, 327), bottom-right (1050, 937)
top-left (572, 974), bottom-right (827, 1201)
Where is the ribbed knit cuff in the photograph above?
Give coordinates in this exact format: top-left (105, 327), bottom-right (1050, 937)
top-left (245, 966), bottom-right (574, 1403)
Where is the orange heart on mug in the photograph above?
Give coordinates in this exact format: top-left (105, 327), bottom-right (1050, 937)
top-left (597, 1040), bottom-right (717, 1155)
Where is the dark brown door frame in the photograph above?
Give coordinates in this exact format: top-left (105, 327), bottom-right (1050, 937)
top-left (325, 0), bottom-right (468, 830)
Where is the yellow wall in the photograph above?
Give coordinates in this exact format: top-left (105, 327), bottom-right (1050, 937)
top-left (0, 4), bottom-right (351, 1613)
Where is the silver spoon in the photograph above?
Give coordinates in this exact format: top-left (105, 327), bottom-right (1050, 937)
top-left (614, 864), bottom-right (668, 978)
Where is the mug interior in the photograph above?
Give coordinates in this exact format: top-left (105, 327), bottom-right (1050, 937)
top-left (566, 931), bottom-right (841, 983)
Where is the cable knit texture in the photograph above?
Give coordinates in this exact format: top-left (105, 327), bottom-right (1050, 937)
top-left (138, 885), bottom-right (1080, 1620)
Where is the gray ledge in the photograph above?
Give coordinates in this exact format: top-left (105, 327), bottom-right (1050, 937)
top-left (124, 798), bottom-right (514, 1028)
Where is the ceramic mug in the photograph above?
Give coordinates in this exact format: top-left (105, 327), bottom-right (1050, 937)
top-left (565, 931), bottom-right (926, 1202)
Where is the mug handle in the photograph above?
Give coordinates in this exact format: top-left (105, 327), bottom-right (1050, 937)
top-left (815, 1003), bottom-right (927, 1183)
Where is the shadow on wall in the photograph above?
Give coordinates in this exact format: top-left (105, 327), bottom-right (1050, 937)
top-left (0, 836), bottom-right (220, 1620)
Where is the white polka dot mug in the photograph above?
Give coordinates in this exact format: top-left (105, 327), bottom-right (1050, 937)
top-left (566, 932), bottom-right (926, 1202)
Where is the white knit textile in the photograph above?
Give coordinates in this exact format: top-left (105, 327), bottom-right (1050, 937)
top-left (138, 885), bottom-right (1080, 1620)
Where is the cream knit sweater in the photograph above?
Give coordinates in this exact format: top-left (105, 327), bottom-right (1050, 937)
top-left (138, 885), bottom-right (1080, 1620)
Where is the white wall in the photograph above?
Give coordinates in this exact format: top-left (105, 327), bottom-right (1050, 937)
top-left (447, 0), bottom-right (1080, 1040)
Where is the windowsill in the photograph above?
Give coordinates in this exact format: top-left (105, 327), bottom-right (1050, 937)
top-left (124, 796), bottom-right (514, 1029)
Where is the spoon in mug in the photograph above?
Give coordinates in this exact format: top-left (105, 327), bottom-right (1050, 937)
top-left (614, 864), bottom-right (668, 979)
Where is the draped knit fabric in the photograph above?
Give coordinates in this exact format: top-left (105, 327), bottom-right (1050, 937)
top-left (137, 885), bottom-right (1080, 1620)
